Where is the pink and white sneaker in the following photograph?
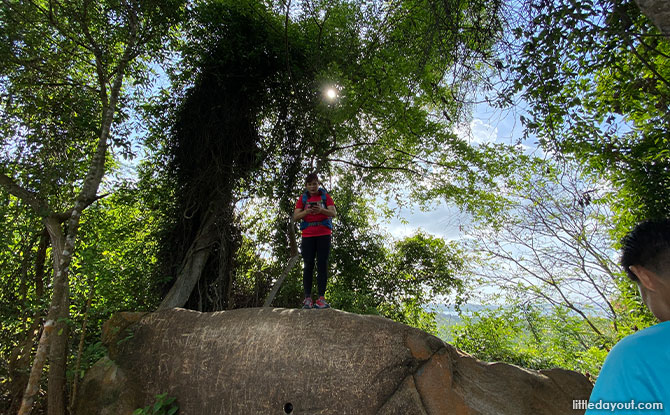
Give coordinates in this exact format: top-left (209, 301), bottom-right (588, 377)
top-left (314, 296), bottom-right (330, 309)
top-left (302, 297), bottom-right (313, 309)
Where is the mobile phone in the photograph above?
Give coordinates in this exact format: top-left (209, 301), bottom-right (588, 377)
top-left (308, 202), bottom-right (318, 208)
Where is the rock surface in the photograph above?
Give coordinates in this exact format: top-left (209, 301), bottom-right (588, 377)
top-left (75, 308), bottom-right (592, 415)
top-left (635, 0), bottom-right (670, 38)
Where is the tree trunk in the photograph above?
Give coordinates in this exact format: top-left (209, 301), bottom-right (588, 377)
top-left (17, 27), bottom-right (135, 410)
top-left (218, 230), bottom-right (236, 310)
top-left (263, 255), bottom-right (301, 307)
top-left (44, 216), bottom-right (69, 415)
top-left (17, 220), bottom-right (65, 415)
top-left (635, 0), bottom-right (670, 37)
top-left (8, 320), bottom-right (42, 414)
top-left (17, 321), bottom-right (55, 415)
top-left (9, 228), bottom-right (49, 414)
top-left (5, 3), bottom-right (144, 413)
top-left (8, 229), bottom-right (49, 413)
top-left (47, 292), bottom-right (70, 415)
top-left (69, 278), bottom-right (95, 412)
top-left (159, 210), bottom-right (218, 310)
top-left (263, 216), bottom-right (300, 307)
top-left (35, 228), bottom-right (48, 299)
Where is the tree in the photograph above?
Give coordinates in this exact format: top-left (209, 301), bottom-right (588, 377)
top-left (153, 0), bottom-right (292, 310)
top-left (0, 193), bottom-right (46, 413)
top-left (459, 158), bottom-right (656, 374)
top-left (145, 0), bottom-right (524, 312)
top-left (468, 160), bottom-right (617, 331)
top-left (376, 231), bottom-right (466, 332)
top-left (439, 0), bottom-right (668, 378)
top-left (509, 0), bottom-right (670, 231)
top-left (0, 1), bottom-right (184, 413)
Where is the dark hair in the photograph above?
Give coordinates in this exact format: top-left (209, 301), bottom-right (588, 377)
top-left (621, 218), bottom-right (670, 281)
top-left (305, 173), bottom-right (319, 184)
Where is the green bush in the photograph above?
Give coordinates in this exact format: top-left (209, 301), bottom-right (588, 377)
top-left (133, 393), bottom-right (178, 415)
top-left (449, 304), bottom-right (613, 376)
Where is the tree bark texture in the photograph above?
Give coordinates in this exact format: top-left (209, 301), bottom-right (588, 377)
top-left (263, 255), bottom-right (300, 307)
top-left (16, 213), bottom-right (69, 415)
top-left (47, 288), bottom-right (70, 415)
top-left (635, 0), bottom-right (670, 37)
top-left (159, 210), bottom-right (218, 310)
top-left (17, 321), bottom-right (54, 415)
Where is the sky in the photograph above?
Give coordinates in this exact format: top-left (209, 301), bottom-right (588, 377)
top-left (378, 100), bottom-right (534, 242)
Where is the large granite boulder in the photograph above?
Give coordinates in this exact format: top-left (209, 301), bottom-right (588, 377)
top-left (75, 308), bottom-right (592, 415)
top-left (635, 0), bottom-right (670, 38)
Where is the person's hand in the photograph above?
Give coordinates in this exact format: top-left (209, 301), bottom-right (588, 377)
top-left (309, 205), bottom-right (321, 214)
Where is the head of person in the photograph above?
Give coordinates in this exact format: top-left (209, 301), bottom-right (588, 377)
top-left (305, 172), bottom-right (320, 195)
top-left (621, 218), bottom-right (670, 322)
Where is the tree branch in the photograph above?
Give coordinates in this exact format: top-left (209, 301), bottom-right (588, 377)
top-left (326, 158), bottom-right (422, 175)
top-left (0, 173), bottom-right (50, 216)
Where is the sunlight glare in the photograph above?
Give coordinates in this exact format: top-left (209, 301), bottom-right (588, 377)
top-left (326, 88), bottom-right (337, 100)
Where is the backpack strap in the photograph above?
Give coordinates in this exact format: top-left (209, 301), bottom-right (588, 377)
top-left (318, 188), bottom-right (332, 229)
top-left (320, 188), bottom-right (327, 206)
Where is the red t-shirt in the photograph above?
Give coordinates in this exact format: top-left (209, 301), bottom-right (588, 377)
top-left (295, 192), bottom-right (335, 237)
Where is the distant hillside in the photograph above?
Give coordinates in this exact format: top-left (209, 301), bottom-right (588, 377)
top-left (428, 304), bottom-right (496, 343)
top-left (428, 302), bottom-right (608, 343)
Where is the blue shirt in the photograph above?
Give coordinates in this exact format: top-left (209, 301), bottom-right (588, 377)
top-left (586, 321), bottom-right (670, 414)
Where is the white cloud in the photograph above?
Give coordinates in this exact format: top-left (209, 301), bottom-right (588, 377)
top-left (377, 200), bottom-right (469, 242)
top-left (454, 118), bottom-right (499, 145)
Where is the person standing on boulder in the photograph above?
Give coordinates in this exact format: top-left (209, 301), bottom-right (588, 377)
top-left (585, 218), bottom-right (670, 414)
top-left (293, 173), bottom-right (337, 309)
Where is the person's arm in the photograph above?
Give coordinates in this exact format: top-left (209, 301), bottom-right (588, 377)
top-left (293, 208), bottom-right (309, 221)
top-left (319, 205), bottom-right (337, 218)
